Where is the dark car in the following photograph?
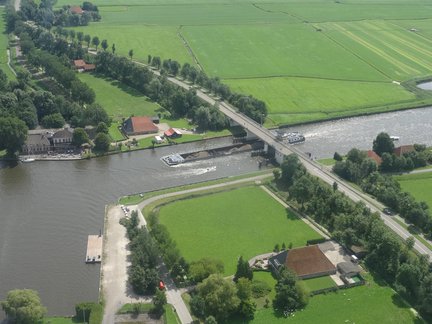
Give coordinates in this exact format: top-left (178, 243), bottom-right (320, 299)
top-left (383, 207), bottom-right (395, 216)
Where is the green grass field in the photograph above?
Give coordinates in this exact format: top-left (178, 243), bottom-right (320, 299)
top-left (302, 276), bottom-right (336, 292)
top-left (65, 0), bottom-right (432, 125)
top-left (77, 73), bottom-right (160, 119)
top-left (0, 10), bottom-right (16, 80)
top-left (157, 186), bottom-right (322, 275)
top-left (232, 273), bottom-right (422, 323)
top-left (394, 172), bottom-right (432, 209)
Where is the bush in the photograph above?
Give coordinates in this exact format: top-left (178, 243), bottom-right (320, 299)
top-left (251, 280), bottom-right (271, 298)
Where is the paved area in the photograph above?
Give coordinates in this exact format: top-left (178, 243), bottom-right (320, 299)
top-left (101, 205), bottom-right (151, 324)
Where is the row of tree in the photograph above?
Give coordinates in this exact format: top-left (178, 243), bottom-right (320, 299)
top-left (279, 154), bottom-right (432, 316)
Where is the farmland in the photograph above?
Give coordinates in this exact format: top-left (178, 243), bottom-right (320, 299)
top-left (157, 186), bottom-right (322, 275)
top-left (394, 172), bottom-right (432, 209)
top-left (66, 0), bottom-right (432, 125)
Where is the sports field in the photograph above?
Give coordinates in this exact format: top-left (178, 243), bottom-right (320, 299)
top-left (69, 0), bottom-right (432, 124)
top-left (394, 172), bottom-right (432, 209)
top-left (238, 273), bottom-right (422, 323)
top-left (157, 186), bottom-right (322, 275)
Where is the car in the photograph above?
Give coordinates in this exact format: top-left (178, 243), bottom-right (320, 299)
top-left (383, 207), bottom-right (395, 216)
top-left (159, 280), bottom-right (165, 290)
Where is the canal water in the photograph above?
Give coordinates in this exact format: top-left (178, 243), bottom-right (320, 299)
top-left (1, 106), bottom-right (432, 318)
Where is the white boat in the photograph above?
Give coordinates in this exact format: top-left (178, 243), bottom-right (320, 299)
top-left (390, 136), bottom-right (400, 141)
top-left (20, 157), bottom-right (35, 163)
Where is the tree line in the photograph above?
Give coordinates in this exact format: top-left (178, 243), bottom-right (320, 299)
top-left (279, 154), bottom-right (432, 317)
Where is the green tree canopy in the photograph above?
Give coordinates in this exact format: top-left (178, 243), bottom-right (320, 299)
top-left (72, 127), bottom-right (89, 146)
top-left (373, 132), bottom-right (394, 156)
top-left (0, 117), bottom-right (28, 156)
top-left (234, 256), bottom-right (253, 282)
top-left (1, 289), bottom-right (47, 324)
top-left (273, 267), bottom-right (309, 313)
top-left (189, 258), bottom-right (224, 283)
top-left (96, 121), bottom-right (109, 134)
top-left (93, 132), bottom-right (110, 152)
top-left (41, 112), bottom-right (65, 128)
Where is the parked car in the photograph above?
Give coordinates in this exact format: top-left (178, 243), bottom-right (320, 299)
top-left (159, 280), bottom-right (166, 290)
top-left (383, 207), bottom-right (395, 216)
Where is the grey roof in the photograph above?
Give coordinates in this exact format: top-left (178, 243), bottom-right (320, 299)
top-left (337, 262), bottom-right (360, 275)
top-left (52, 128), bottom-right (73, 139)
top-left (25, 134), bottom-right (50, 146)
top-left (268, 250), bottom-right (288, 269)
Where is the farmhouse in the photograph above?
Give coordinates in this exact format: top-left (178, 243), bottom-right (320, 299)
top-left (164, 127), bottom-right (182, 139)
top-left (73, 59), bottom-right (96, 72)
top-left (52, 128), bottom-right (74, 148)
top-left (69, 6), bottom-right (84, 14)
top-left (22, 133), bottom-right (51, 155)
top-left (123, 116), bottom-right (158, 135)
top-left (269, 245), bottom-right (336, 279)
top-left (394, 145), bottom-right (415, 157)
top-left (367, 150), bottom-right (382, 166)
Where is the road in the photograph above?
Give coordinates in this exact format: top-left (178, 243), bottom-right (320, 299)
top-left (154, 72), bottom-right (432, 259)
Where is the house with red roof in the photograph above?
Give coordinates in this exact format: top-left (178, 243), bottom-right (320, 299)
top-left (70, 6), bottom-right (84, 14)
top-left (123, 116), bottom-right (158, 135)
top-left (73, 60), bottom-right (96, 72)
top-left (394, 145), bottom-right (415, 157)
top-left (367, 150), bottom-right (382, 166)
top-left (164, 128), bottom-right (182, 139)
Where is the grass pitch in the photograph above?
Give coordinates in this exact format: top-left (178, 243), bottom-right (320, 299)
top-left (157, 186), bottom-right (322, 275)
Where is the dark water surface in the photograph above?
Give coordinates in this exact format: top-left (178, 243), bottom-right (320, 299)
top-left (1, 106), bottom-right (432, 317)
top-left (0, 137), bottom-right (262, 317)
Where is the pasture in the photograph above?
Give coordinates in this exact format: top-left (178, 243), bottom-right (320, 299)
top-left (69, 0), bottom-right (432, 125)
top-left (77, 73), bottom-right (160, 119)
top-left (0, 9), bottom-right (15, 80)
top-left (235, 273), bottom-right (422, 323)
top-left (157, 186), bottom-right (322, 275)
top-left (394, 172), bottom-right (432, 209)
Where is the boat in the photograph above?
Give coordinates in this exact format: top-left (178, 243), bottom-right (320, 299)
top-left (161, 153), bottom-right (185, 166)
top-left (20, 157), bottom-right (35, 163)
top-left (287, 132), bottom-right (305, 144)
top-left (390, 136), bottom-right (400, 141)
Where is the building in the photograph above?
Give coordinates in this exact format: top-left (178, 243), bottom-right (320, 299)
top-left (367, 150), bottom-right (382, 166)
top-left (164, 127), bottom-right (182, 139)
top-left (22, 134), bottom-right (51, 155)
top-left (70, 6), bottom-right (84, 14)
top-left (394, 145), bottom-right (415, 157)
top-left (52, 128), bottom-right (74, 147)
top-left (269, 245), bottom-right (336, 279)
top-left (123, 116), bottom-right (158, 135)
top-left (337, 261), bottom-right (361, 278)
top-left (73, 59), bottom-right (96, 72)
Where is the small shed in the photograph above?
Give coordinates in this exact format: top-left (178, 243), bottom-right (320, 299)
top-left (337, 261), bottom-right (361, 278)
top-left (164, 128), bottom-right (182, 139)
top-left (154, 135), bottom-right (163, 144)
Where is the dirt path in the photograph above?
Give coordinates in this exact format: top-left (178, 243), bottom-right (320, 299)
top-left (6, 49), bottom-right (17, 76)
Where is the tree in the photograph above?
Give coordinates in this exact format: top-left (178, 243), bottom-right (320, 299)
top-left (41, 113), bottom-right (65, 128)
top-left (273, 169), bottom-right (281, 181)
top-left (1, 289), bottom-right (47, 324)
top-left (333, 151), bottom-right (343, 161)
top-left (129, 49), bottom-right (134, 60)
top-left (280, 154), bottom-right (305, 186)
top-left (72, 128), bottom-right (89, 146)
top-left (93, 132), bottom-right (110, 152)
top-left (289, 175), bottom-right (314, 208)
top-left (234, 256), bottom-right (253, 282)
top-left (84, 34), bottom-right (91, 48)
top-left (77, 31), bottom-right (84, 43)
top-left (96, 121), bottom-right (109, 134)
top-left (373, 132), bottom-right (394, 156)
top-left (189, 258), bottom-right (224, 282)
top-left (101, 39), bottom-right (108, 51)
top-left (204, 315), bottom-right (218, 324)
top-left (273, 267), bottom-right (309, 313)
top-left (91, 36), bottom-right (100, 51)
top-left (195, 274), bottom-right (240, 321)
top-left (236, 278), bottom-right (256, 319)
top-left (152, 289), bottom-right (167, 317)
top-left (148, 54), bottom-right (152, 64)
top-left (333, 181), bottom-right (338, 192)
top-left (69, 29), bottom-right (75, 40)
top-left (111, 43), bottom-right (116, 54)
top-left (0, 117), bottom-right (28, 156)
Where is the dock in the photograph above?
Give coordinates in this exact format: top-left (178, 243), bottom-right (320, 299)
top-left (85, 234), bottom-right (103, 263)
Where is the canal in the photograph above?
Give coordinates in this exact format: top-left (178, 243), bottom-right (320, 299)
top-left (1, 106), bottom-right (432, 318)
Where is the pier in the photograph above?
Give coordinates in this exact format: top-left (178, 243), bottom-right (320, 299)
top-left (85, 234), bottom-right (103, 263)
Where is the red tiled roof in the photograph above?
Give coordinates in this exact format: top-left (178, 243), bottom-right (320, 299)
top-left (70, 6), bottom-right (84, 14)
top-left (73, 59), bottom-right (86, 68)
top-left (286, 245), bottom-right (336, 278)
top-left (164, 128), bottom-right (182, 137)
top-left (367, 150), bottom-right (382, 166)
top-left (131, 116), bottom-right (158, 134)
top-left (394, 145), bottom-right (415, 157)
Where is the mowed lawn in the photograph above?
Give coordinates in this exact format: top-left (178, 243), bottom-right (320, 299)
top-left (0, 9), bottom-right (15, 80)
top-left (237, 273), bottom-right (422, 324)
top-left (77, 73), bottom-right (160, 119)
top-left (394, 172), bottom-right (432, 209)
top-left (157, 186), bottom-right (322, 275)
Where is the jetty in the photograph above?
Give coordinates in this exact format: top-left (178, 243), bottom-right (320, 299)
top-left (85, 234), bottom-right (103, 263)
